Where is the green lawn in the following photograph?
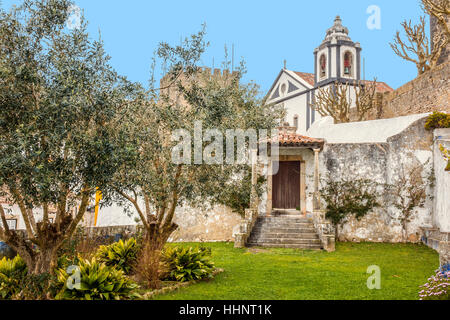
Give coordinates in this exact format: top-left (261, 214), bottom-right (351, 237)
top-left (154, 242), bottom-right (439, 300)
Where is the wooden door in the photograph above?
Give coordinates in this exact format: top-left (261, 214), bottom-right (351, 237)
top-left (272, 161), bottom-right (301, 209)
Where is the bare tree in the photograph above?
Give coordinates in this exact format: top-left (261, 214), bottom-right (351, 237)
top-left (354, 79), bottom-right (377, 121)
top-left (390, 15), bottom-right (448, 75)
top-left (311, 79), bottom-right (377, 123)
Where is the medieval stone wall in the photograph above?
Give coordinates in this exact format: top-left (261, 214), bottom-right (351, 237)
top-left (169, 205), bottom-right (242, 242)
top-left (319, 118), bottom-right (435, 243)
top-left (367, 61), bottom-right (449, 120)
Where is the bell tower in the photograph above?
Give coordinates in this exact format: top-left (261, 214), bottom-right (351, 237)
top-left (313, 16), bottom-right (362, 86)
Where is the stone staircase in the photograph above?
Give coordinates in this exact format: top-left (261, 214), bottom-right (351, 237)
top-left (246, 214), bottom-right (322, 249)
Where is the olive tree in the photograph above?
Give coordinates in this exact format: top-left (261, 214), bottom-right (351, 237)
top-left (0, 0), bottom-right (142, 274)
top-left (112, 30), bottom-right (283, 287)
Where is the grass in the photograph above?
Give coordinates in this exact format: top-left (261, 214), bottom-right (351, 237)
top-left (153, 242), bottom-right (439, 300)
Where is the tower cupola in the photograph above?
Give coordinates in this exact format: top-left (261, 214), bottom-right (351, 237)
top-left (314, 16), bottom-right (362, 85)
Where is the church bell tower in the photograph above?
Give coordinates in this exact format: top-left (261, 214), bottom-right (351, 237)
top-left (313, 16), bottom-right (362, 86)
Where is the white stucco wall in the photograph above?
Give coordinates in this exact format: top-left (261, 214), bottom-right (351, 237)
top-left (283, 94), bottom-right (308, 133)
top-left (433, 129), bottom-right (450, 232)
top-left (92, 201), bottom-right (242, 242)
top-left (307, 113), bottom-right (430, 143)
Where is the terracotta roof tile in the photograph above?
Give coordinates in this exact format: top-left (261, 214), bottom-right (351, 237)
top-left (293, 72), bottom-right (315, 86)
top-left (292, 71), bottom-right (394, 93)
top-left (262, 129), bottom-right (324, 147)
top-left (361, 80), bottom-right (394, 93)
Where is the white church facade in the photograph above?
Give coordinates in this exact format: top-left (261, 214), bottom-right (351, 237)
top-left (265, 16), bottom-right (393, 135)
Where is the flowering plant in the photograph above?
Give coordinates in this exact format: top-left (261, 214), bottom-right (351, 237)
top-left (419, 264), bottom-right (450, 300)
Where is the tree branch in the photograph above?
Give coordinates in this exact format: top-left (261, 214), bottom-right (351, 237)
top-left (0, 204), bottom-right (11, 237)
top-left (114, 188), bottom-right (150, 231)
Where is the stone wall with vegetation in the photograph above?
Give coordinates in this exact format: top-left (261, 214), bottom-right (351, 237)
top-left (319, 117), bottom-right (435, 243)
top-left (367, 61), bottom-right (450, 120)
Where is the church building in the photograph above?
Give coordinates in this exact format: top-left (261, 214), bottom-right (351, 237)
top-left (265, 16), bottom-right (393, 134)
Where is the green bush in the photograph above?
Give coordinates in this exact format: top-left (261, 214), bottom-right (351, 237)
top-left (0, 256), bottom-right (28, 299)
top-left (161, 247), bottom-right (215, 282)
top-left (16, 273), bottom-right (57, 300)
top-left (95, 238), bottom-right (140, 275)
top-left (320, 177), bottom-right (381, 229)
top-left (425, 112), bottom-right (450, 130)
top-left (55, 257), bottom-right (139, 300)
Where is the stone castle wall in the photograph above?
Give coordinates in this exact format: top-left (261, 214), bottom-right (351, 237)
top-left (367, 61), bottom-right (450, 120)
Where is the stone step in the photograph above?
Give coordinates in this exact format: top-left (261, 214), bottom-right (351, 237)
top-left (252, 227), bottom-right (316, 234)
top-left (271, 210), bottom-right (303, 216)
top-left (247, 213), bottom-right (322, 250)
top-left (258, 216), bottom-right (312, 222)
top-left (256, 220), bottom-right (314, 225)
top-left (248, 238), bottom-right (321, 245)
top-left (246, 243), bottom-right (322, 250)
top-left (255, 223), bottom-right (315, 232)
top-left (249, 232), bottom-right (319, 240)
top-left (257, 221), bottom-right (313, 226)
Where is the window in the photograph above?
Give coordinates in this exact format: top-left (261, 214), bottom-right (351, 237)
top-left (5, 219), bottom-right (17, 230)
top-left (320, 55), bottom-right (326, 78)
top-left (344, 52), bottom-right (353, 76)
top-left (293, 115), bottom-right (299, 129)
top-left (280, 83), bottom-right (287, 95)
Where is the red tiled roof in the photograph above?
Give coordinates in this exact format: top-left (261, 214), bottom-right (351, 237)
top-left (293, 72), bottom-right (315, 86)
top-left (292, 71), bottom-right (394, 93)
top-left (263, 130), bottom-right (324, 148)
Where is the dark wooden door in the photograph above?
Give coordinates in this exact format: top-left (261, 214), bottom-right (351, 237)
top-left (272, 161), bottom-right (300, 209)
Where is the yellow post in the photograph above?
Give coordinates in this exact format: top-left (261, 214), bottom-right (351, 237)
top-left (94, 188), bottom-right (102, 227)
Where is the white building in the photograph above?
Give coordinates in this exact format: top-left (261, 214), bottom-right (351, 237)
top-left (265, 16), bottom-right (393, 134)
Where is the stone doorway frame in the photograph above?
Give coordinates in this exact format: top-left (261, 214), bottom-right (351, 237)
top-left (266, 155), bottom-right (307, 216)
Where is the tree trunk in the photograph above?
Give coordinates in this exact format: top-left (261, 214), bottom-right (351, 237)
top-left (13, 242), bottom-right (60, 275)
top-left (335, 224), bottom-right (340, 240)
top-left (137, 222), bottom-right (179, 289)
top-left (32, 247), bottom-right (58, 275)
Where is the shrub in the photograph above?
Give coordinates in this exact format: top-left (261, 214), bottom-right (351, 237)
top-left (56, 227), bottom-right (103, 271)
top-left (135, 244), bottom-right (165, 290)
top-left (320, 176), bottom-right (381, 233)
top-left (161, 247), bottom-right (215, 282)
top-left (95, 238), bottom-right (140, 275)
top-left (0, 256), bottom-right (27, 299)
top-left (55, 257), bottom-right (139, 300)
top-left (15, 273), bottom-right (57, 300)
top-left (419, 266), bottom-right (450, 300)
top-left (216, 172), bottom-right (266, 217)
top-left (425, 112), bottom-right (450, 131)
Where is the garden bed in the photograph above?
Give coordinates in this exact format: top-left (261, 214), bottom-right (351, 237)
top-left (142, 268), bottom-right (224, 300)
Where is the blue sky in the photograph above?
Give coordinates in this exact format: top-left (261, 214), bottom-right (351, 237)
top-left (2, 0), bottom-right (426, 93)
